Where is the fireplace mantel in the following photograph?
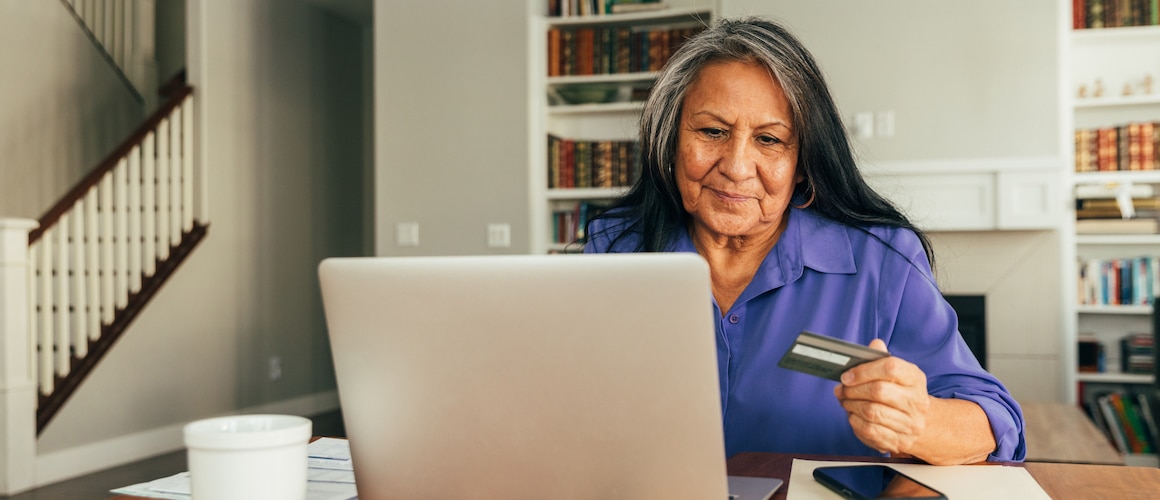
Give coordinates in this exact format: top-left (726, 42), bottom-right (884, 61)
top-left (861, 157), bottom-right (1064, 232)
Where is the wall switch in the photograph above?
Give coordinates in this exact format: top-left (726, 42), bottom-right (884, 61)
top-left (269, 356), bottom-right (282, 381)
top-left (853, 112), bottom-right (874, 139)
top-left (396, 222), bottom-right (419, 247)
top-left (487, 223), bottom-right (511, 248)
top-left (875, 110), bottom-right (895, 137)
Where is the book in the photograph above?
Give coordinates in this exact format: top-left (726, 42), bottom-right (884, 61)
top-left (1078, 336), bottom-right (1104, 372)
top-left (1137, 393), bottom-right (1160, 452)
top-left (1099, 394), bottom-right (1130, 453)
top-left (1075, 218), bottom-right (1159, 234)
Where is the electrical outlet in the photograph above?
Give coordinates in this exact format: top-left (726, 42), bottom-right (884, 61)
top-left (487, 223), bottom-right (511, 248)
top-left (269, 356), bottom-right (282, 381)
top-left (396, 222), bottom-right (419, 247)
top-left (875, 110), bottom-right (895, 137)
top-left (853, 112), bottom-right (874, 139)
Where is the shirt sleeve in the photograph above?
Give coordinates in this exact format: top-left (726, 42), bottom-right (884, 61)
top-left (875, 229), bottom-right (1027, 462)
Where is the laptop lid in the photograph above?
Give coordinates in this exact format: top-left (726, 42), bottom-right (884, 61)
top-left (318, 253), bottom-right (733, 499)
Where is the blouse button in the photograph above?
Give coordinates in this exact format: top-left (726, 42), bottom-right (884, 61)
top-left (728, 314), bottom-right (740, 324)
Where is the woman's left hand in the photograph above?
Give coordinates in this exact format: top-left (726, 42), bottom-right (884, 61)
top-left (833, 339), bottom-right (932, 456)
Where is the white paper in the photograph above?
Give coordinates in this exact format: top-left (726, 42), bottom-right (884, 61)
top-left (111, 439), bottom-right (360, 500)
top-left (787, 459), bottom-right (1051, 500)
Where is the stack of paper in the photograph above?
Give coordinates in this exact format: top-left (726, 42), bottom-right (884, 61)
top-left (110, 438), bottom-right (358, 500)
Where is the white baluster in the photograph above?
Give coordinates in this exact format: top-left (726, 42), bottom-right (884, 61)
top-left (142, 131), bottom-right (157, 276)
top-left (156, 118), bottom-right (171, 260)
top-left (181, 103), bottom-right (195, 232)
top-left (85, 192), bottom-right (101, 340)
top-left (123, 0), bottom-right (134, 86)
top-left (54, 217), bottom-right (70, 378)
top-left (128, 145), bottom-right (142, 293)
top-left (100, 176), bottom-right (115, 324)
top-left (114, 159), bottom-right (129, 310)
top-left (37, 235), bottom-right (52, 395)
top-left (27, 239), bottom-right (37, 394)
top-left (192, 95), bottom-right (208, 224)
top-left (169, 111), bottom-right (182, 246)
top-left (92, 0), bottom-right (104, 48)
top-left (71, 201), bottom-right (87, 358)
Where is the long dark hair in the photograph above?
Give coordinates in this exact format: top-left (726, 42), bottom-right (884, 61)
top-left (582, 16), bottom-right (934, 267)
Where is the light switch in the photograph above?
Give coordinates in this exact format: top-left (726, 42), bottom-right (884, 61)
top-left (397, 222), bottom-right (419, 247)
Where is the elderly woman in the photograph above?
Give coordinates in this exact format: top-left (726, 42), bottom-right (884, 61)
top-left (583, 17), bottom-right (1025, 464)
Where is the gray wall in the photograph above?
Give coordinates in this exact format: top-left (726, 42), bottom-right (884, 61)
top-left (0, 1), bottom-right (142, 218)
top-left (156, 0), bottom-right (187, 86)
top-left (722, 0), bottom-right (1059, 163)
top-left (38, 0), bottom-right (370, 454)
top-left (374, 0), bottom-right (530, 256)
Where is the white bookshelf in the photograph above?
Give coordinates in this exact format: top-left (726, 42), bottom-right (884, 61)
top-left (527, 2), bottom-right (715, 253)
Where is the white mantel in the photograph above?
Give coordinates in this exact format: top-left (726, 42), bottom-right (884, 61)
top-left (862, 156), bottom-right (1065, 232)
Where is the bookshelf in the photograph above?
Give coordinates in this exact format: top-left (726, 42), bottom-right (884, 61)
top-left (1069, 10), bottom-right (1160, 465)
top-left (528, 1), bottom-right (715, 254)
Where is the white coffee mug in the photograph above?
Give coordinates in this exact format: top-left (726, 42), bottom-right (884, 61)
top-left (183, 414), bottom-right (312, 500)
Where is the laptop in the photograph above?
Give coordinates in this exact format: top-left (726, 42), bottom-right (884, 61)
top-left (319, 253), bottom-right (782, 500)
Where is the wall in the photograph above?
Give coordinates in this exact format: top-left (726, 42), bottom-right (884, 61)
top-left (721, 0), bottom-right (1059, 163)
top-left (722, 0), bottom-right (1065, 400)
top-left (374, 0), bottom-right (530, 256)
top-left (0, 1), bottom-right (142, 218)
top-left (155, 0), bottom-right (186, 86)
top-left (33, 0), bottom-right (371, 484)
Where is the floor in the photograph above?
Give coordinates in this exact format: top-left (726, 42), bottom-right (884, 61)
top-left (1, 410), bottom-right (345, 500)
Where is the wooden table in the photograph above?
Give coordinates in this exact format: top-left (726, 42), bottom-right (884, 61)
top-left (1020, 401), bottom-right (1124, 465)
top-left (726, 452), bottom-right (1160, 500)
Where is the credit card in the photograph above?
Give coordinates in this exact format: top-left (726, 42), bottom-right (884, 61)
top-left (776, 331), bottom-right (889, 381)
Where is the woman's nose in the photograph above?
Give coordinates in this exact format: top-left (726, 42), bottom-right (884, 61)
top-left (718, 136), bottom-right (756, 180)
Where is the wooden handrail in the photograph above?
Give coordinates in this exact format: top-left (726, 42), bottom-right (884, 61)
top-left (29, 85), bottom-right (195, 244)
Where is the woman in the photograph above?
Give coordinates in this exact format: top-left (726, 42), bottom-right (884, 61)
top-left (583, 17), bottom-right (1025, 464)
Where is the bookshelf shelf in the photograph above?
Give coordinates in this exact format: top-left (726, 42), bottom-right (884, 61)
top-left (546, 187), bottom-right (629, 200)
top-left (548, 102), bottom-right (644, 115)
top-left (1076, 304), bottom-right (1153, 315)
top-left (1073, 171), bottom-right (1160, 185)
top-left (546, 7), bottom-right (713, 27)
top-left (1072, 24), bottom-right (1160, 43)
top-left (1077, 372), bottom-right (1155, 384)
top-left (1074, 94), bottom-right (1160, 109)
top-left (547, 72), bottom-right (657, 85)
top-left (1076, 234), bottom-right (1160, 245)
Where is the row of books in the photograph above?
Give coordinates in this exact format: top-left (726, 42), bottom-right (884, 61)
top-left (1123, 332), bottom-right (1155, 374)
top-left (548, 0), bottom-right (668, 17)
top-left (1085, 390), bottom-right (1159, 455)
top-left (1073, 122), bottom-right (1159, 173)
top-left (1077, 256), bottom-right (1160, 305)
top-left (547, 135), bottom-right (642, 189)
top-left (552, 201), bottom-right (611, 244)
top-left (1073, 0), bottom-right (1160, 29)
top-left (546, 25), bottom-right (704, 77)
top-left (1075, 196), bottom-right (1160, 219)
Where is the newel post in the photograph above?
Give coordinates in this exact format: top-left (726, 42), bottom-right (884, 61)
top-left (0, 218), bottom-right (38, 494)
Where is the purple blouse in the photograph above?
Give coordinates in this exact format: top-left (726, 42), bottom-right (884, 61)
top-left (585, 206), bottom-right (1026, 461)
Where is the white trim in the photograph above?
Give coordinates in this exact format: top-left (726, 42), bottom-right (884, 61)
top-left (860, 156), bottom-right (1062, 175)
top-left (33, 391), bottom-right (339, 487)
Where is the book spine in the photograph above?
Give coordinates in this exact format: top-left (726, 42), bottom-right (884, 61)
top-left (1100, 394), bottom-right (1130, 452)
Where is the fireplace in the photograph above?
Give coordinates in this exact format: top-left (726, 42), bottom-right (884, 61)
top-left (945, 295), bottom-right (986, 370)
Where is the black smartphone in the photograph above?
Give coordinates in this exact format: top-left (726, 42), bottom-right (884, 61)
top-left (813, 465), bottom-right (947, 499)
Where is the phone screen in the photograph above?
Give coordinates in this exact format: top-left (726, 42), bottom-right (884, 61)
top-left (813, 465), bottom-right (946, 499)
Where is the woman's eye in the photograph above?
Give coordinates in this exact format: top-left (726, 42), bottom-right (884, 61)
top-left (700, 128), bottom-right (725, 138)
top-left (756, 135), bottom-right (782, 146)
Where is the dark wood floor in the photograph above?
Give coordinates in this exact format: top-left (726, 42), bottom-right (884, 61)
top-left (1, 410), bottom-right (344, 500)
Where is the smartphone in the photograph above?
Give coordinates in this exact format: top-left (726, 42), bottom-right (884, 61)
top-left (813, 465), bottom-right (947, 499)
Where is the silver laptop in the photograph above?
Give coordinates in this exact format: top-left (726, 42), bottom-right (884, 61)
top-left (319, 253), bottom-right (782, 500)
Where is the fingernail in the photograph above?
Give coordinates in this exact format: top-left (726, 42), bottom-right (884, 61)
top-left (840, 372), bottom-right (853, 384)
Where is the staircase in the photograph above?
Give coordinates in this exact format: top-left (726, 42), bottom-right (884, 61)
top-left (0, 1), bottom-right (204, 494)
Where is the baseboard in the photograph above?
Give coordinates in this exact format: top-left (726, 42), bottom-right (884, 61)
top-left (33, 390), bottom-right (339, 487)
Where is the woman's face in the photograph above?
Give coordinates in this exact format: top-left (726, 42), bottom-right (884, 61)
top-left (676, 60), bottom-right (802, 241)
